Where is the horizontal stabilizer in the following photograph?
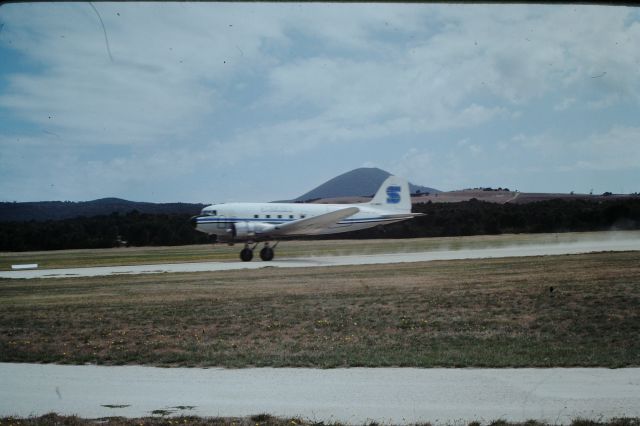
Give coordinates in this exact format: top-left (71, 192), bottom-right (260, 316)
top-left (272, 207), bottom-right (359, 236)
top-left (382, 213), bottom-right (425, 218)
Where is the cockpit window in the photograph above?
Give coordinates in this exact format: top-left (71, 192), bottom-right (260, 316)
top-left (201, 209), bottom-right (217, 216)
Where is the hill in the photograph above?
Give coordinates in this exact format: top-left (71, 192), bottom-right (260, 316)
top-left (0, 166), bottom-right (442, 221)
top-left (5, 169), bottom-right (634, 222)
top-left (294, 167), bottom-right (440, 202)
top-left (0, 198), bottom-right (205, 222)
top-left (408, 189), bottom-right (640, 205)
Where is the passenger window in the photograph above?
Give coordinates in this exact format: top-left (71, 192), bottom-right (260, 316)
top-left (301, 214), bottom-right (306, 219)
top-left (289, 215), bottom-right (294, 219)
top-left (266, 215), bottom-right (271, 219)
top-left (254, 214), bottom-right (259, 218)
top-left (277, 215), bottom-right (282, 218)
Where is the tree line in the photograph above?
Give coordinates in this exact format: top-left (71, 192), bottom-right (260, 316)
top-left (0, 198), bottom-right (639, 251)
top-left (0, 211), bottom-right (210, 251)
top-left (352, 198), bottom-right (640, 239)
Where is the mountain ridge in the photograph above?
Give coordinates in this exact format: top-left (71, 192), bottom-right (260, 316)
top-left (0, 199), bottom-right (206, 222)
top-left (0, 168), bottom-right (440, 221)
top-left (293, 167), bottom-right (440, 202)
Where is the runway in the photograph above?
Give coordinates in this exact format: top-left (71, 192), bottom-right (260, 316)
top-left (1, 363), bottom-right (639, 424)
top-left (1, 237), bottom-right (639, 279)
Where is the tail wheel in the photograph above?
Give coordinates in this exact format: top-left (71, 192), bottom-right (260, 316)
top-left (259, 247), bottom-right (274, 261)
top-left (240, 248), bottom-right (253, 262)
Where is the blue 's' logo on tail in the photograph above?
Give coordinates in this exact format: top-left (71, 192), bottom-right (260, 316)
top-left (386, 185), bottom-right (401, 204)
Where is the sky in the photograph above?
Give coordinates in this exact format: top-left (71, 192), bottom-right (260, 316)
top-left (0, 3), bottom-right (639, 203)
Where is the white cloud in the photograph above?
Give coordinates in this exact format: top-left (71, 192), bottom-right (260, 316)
top-left (1, 3), bottom-right (639, 201)
top-left (587, 93), bottom-right (622, 110)
top-left (564, 125), bottom-right (640, 171)
top-left (387, 123), bottom-right (640, 193)
top-left (4, 4), bottom-right (639, 149)
top-left (554, 97), bottom-right (576, 111)
top-left (0, 3), bottom-right (286, 146)
top-left (390, 148), bottom-right (432, 184)
top-left (504, 126), bottom-right (640, 173)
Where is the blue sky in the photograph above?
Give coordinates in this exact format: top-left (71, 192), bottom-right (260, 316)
top-left (1, 3), bottom-right (639, 202)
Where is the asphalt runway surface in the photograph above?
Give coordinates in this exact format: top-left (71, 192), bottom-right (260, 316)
top-left (1, 237), bottom-right (639, 279)
top-left (1, 363), bottom-right (639, 424)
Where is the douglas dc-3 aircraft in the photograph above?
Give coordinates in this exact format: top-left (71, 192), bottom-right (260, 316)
top-left (192, 176), bottom-right (423, 261)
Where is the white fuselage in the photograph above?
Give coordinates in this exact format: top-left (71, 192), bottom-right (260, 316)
top-left (195, 202), bottom-right (407, 241)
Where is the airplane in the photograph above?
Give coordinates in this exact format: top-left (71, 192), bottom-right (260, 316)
top-left (191, 175), bottom-right (424, 261)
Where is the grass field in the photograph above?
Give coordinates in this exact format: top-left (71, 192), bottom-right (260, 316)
top-left (2, 414), bottom-right (639, 426)
top-left (1, 246), bottom-right (639, 368)
top-left (2, 231), bottom-right (638, 270)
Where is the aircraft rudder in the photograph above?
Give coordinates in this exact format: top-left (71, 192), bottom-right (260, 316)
top-left (369, 175), bottom-right (411, 212)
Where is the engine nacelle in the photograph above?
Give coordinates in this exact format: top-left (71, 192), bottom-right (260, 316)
top-left (231, 221), bottom-right (276, 240)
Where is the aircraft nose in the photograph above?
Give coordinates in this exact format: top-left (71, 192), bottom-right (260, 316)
top-left (190, 215), bottom-right (199, 229)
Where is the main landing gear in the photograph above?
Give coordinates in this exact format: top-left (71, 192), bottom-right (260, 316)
top-left (239, 242), bottom-right (277, 262)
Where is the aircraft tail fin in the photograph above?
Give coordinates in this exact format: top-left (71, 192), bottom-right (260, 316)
top-left (368, 175), bottom-right (412, 213)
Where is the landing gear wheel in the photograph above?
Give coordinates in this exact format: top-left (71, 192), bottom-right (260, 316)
top-left (259, 246), bottom-right (274, 261)
top-left (240, 247), bottom-right (253, 262)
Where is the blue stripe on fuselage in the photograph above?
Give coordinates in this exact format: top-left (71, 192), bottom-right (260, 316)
top-left (196, 216), bottom-right (395, 225)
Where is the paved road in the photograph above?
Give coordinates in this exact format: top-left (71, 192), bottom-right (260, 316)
top-left (1, 238), bottom-right (639, 279)
top-left (1, 363), bottom-right (639, 424)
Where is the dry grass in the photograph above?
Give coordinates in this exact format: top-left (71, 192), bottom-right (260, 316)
top-left (1, 249), bottom-right (639, 367)
top-left (1, 414), bottom-right (639, 426)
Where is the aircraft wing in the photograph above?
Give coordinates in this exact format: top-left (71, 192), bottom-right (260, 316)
top-left (271, 207), bottom-right (360, 236)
